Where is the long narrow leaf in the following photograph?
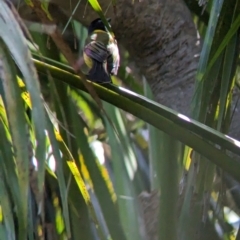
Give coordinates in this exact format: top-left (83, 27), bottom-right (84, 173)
top-left (34, 61), bottom-right (240, 181)
top-left (34, 60), bottom-right (240, 156)
top-left (192, 0), bottom-right (224, 120)
top-left (69, 98), bottom-right (126, 240)
top-left (104, 102), bottom-right (143, 240)
top-left (0, 1), bottom-right (47, 198)
top-left (0, 40), bottom-right (29, 240)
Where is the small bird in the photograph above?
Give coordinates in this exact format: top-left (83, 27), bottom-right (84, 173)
top-left (74, 18), bottom-right (120, 83)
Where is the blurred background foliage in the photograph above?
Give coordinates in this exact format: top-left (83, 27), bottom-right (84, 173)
top-left (1, 0), bottom-right (240, 239)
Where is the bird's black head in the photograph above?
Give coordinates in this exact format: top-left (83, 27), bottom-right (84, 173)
top-left (88, 18), bottom-right (111, 35)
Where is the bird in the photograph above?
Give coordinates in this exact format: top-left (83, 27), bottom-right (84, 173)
top-left (74, 18), bottom-right (120, 83)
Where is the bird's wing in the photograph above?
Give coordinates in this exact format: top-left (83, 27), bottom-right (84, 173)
top-left (84, 41), bottom-right (109, 63)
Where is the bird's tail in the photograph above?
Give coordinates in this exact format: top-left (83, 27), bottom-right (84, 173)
top-left (87, 60), bottom-right (112, 83)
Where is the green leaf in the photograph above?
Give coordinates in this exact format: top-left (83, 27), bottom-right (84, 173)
top-left (0, 153), bottom-right (15, 240)
top-left (103, 102), bottom-right (143, 240)
top-left (34, 59), bottom-right (240, 181)
top-left (0, 1), bottom-right (47, 201)
top-left (144, 79), bottom-right (180, 240)
top-left (207, 14), bottom-right (240, 75)
top-left (69, 98), bottom-right (126, 240)
top-left (45, 117), bottom-right (71, 238)
top-left (0, 39), bottom-right (29, 240)
top-left (192, 0), bottom-right (224, 120)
